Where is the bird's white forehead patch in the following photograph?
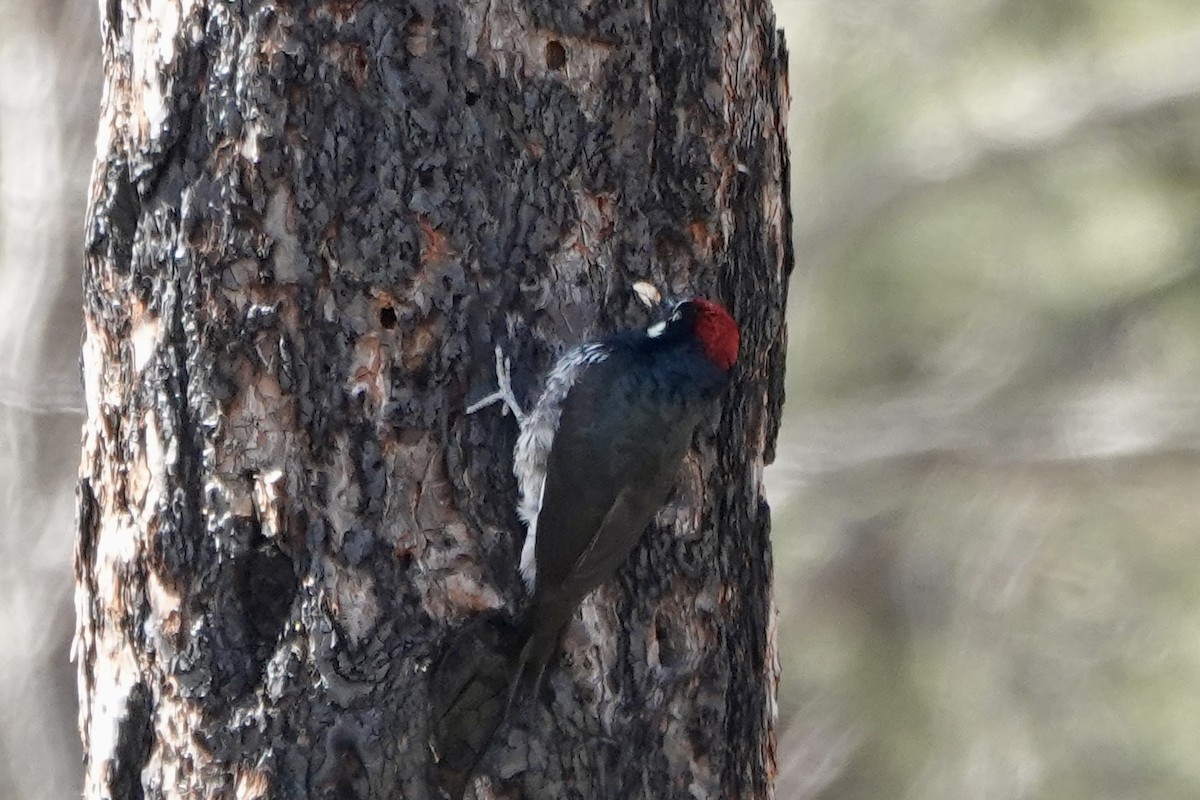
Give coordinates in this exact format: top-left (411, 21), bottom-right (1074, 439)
top-left (647, 320), bottom-right (667, 338)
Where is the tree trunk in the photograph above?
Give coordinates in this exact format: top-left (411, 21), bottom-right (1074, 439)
top-left (75, 0), bottom-right (791, 798)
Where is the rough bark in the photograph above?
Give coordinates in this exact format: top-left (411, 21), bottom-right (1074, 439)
top-left (76, 0), bottom-right (791, 798)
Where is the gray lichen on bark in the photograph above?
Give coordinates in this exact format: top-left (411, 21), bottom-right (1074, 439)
top-left (76, 0), bottom-right (791, 797)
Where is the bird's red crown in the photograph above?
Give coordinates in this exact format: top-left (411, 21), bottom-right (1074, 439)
top-left (691, 298), bottom-right (740, 371)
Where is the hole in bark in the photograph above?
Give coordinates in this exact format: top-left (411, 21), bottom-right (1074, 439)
top-left (655, 618), bottom-right (680, 669)
top-left (655, 231), bottom-right (688, 261)
top-left (545, 40), bottom-right (566, 70)
top-left (379, 305), bottom-right (398, 329)
top-left (465, 90), bottom-right (480, 106)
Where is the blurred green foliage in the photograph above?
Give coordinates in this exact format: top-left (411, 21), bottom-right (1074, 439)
top-left (769, 1), bottom-right (1200, 798)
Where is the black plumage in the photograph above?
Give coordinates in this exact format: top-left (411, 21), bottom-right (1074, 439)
top-left (516, 317), bottom-right (732, 695)
top-left (432, 297), bottom-right (738, 797)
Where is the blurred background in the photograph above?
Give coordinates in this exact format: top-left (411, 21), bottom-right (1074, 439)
top-left (3, 0), bottom-right (1199, 798)
top-left (770, 2), bottom-right (1200, 799)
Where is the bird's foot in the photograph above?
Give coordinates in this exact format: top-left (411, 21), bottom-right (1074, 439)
top-left (466, 345), bottom-right (526, 422)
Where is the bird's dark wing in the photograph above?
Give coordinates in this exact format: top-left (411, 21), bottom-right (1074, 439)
top-left (531, 356), bottom-right (692, 609)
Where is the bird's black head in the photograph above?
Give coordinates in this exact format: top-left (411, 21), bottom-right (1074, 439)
top-left (644, 297), bottom-right (740, 372)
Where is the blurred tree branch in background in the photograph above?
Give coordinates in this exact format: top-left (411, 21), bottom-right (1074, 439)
top-left (801, 28), bottom-right (1200, 269)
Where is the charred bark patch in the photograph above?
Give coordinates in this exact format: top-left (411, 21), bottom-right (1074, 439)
top-left (315, 724), bottom-right (370, 800)
top-left (109, 681), bottom-right (153, 800)
top-left (236, 523), bottom-right (299, 672)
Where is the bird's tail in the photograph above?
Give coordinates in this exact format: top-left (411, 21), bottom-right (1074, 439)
top-left (504, 617), bottom-right (562, 712)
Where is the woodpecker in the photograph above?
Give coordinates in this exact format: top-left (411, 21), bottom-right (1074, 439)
top-left (468, 295), bottom-right (740, 699)
top-left (432, 297), bottom-right (739, 795)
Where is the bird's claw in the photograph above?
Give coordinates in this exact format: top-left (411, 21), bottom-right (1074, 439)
top-left (466, 345), bottom-right (526, 422)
